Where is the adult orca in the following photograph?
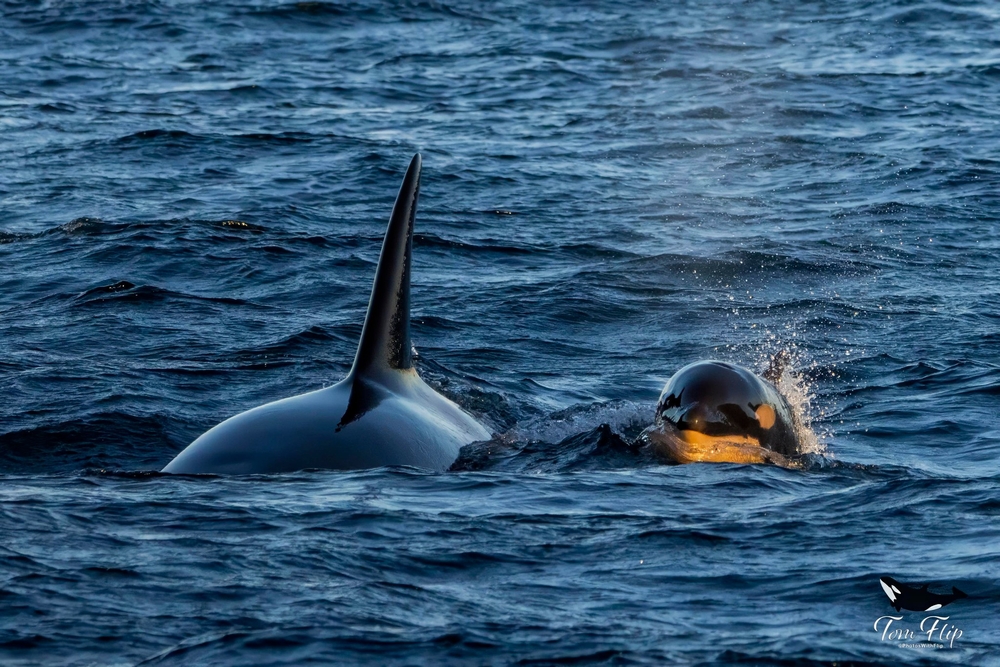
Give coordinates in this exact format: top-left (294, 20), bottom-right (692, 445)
top-left (640, 357), bottom-right (801, 466)
top-left (163, 154), bottom-right (491, 474)
top-left (880, 576), bottom-right (968, 612)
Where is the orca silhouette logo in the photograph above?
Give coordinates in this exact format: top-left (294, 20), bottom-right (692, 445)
top-left (880, 576), bottom-right (968, 613)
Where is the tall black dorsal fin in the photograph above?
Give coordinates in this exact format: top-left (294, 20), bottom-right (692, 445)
top-left (351, 153), bottom-right (420, 377)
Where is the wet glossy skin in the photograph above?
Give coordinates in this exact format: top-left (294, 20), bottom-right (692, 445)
top-left (162, 154), bottom-right (491, 474)
top-left (642, 360), bottom-right (800, 465)
top-left (162, 368), bottom-right (489, 474)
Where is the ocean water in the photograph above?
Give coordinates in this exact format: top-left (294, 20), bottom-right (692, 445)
top-left (2, 0), bottom-right (999, 664)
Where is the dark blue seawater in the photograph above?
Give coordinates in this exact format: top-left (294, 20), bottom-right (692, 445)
top-left (2, 1), bottom-right (999, 664)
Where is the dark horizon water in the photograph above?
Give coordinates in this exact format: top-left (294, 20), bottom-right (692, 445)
top-left (2, 1), bottom-right (999, 664)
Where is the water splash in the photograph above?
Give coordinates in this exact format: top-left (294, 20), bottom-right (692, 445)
top-left (773, 360), bottom-right (827, 457)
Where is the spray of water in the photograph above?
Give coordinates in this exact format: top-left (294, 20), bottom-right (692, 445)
top-left (772, 359), bottom-right (827, 456)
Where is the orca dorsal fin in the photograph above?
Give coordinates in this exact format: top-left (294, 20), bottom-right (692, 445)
top-left (350, 153), bottom-right (420, 378)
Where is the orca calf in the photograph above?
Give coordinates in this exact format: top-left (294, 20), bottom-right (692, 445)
top-left (163, 154), bottom-right (491, 474)
top-left (640, 358), bottom-right (801, 465)
top-left (880, 576), bottom-right (968, 612)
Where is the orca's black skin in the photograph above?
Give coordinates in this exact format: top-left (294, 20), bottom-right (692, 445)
top-left (657, 360), bottom-right (799, 458)
top-left (163, 154), bottom-right (491, 474)
top-left (639, 359), bottom-right (802, 465)
top-left (880, 577), bottom-right (968, 612)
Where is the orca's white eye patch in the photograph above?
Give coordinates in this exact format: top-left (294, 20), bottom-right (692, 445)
top-left (755, 404), bottom-right (776, 429)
